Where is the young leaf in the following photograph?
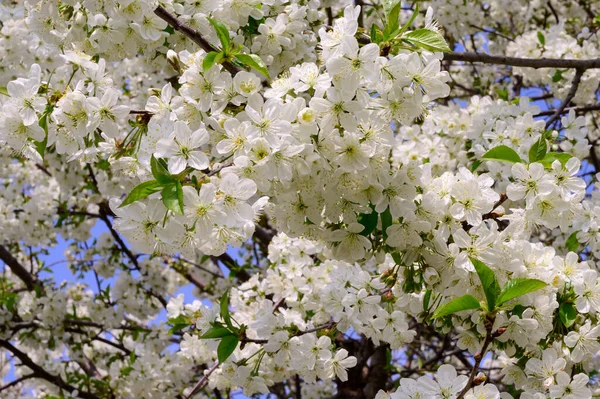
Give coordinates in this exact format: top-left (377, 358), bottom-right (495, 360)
top-left (200, 327), bottom-right (233, 339)
top-left (469, 257), bottom-right (500, 311)
top-left (208, 18), bottom-right (231, 52)
top-left (161, 181), bottom-right (184, 215)
top-left (482, 145), bottom-right (522, 164)
top-left (497, 278), bottom-right (547, 305)
top-left (396, 3), bottom-right (419, 37)
top-left (380, 207), bottom-right (393, 241)
top-left (423, 289), bottom-right (432, 311)
top-left (120, 180), bottom-right (163, 207)
top-left (382, 0), bottom-right (400, 16)
top-left (34, 112), bottom-right (49, 158)
top-left (432, 294), bottom-right (481, 318)
top-left (539, 152), bottom-right (573, 169)
top-left (537, 32), bottom-right (545, 46)
top-left (217, 335), bottom-right (239, 363)
top-left (0, 86), bottom-right (8, 96)
top-left (203, 51), bottom-right (221, 72)
top-left (528, 137), bottom-right (547, 163)
top-left (385, 1), bottom-right (401, 37)
top-left (565, 231), bottom-right (580, 252)
top-left (552, 69), bottom-right (563, 82)
top-left (234, 53), bottom-right (270, 78)
top-left (402, 29), bottom-right (452, 53)
top-left (559, 302), bottom-right (577, 328)
top-left (220, 289), bottom-right (233, 329)
top-left (357, 211), bottom-right (378, 236)
top-left (151, 155), bottom-right (174, 184)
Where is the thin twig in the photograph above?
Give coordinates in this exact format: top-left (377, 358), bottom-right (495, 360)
top-left (534, 103), bottom-right (600, 117)
top-left (545, 68), bottom-right (584, 128)
top-left (154, 6), bottom-right (240, 75)
top-left (185, 362), bottom-right (220, 399)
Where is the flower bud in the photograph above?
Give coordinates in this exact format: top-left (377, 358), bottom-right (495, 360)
top-left (167, 50), bottom-right (182, 74)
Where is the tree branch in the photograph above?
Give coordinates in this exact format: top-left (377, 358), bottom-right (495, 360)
top-left (534, 103), bottom-right (600, 117)
top-left (545, 68), bottom-right (584, 128)
top-left (185, 361), bottom-right (220, 399)
top-left (0, 373), bottom-right (35, 393)
top-left (444, 52), bottom-right (600, 70)
top-left (0, 245), bottom-right (40, 292)
top-left (0, 339), bottom-right (101, 399)
top-left (153, 6), bottom-right (240, 75)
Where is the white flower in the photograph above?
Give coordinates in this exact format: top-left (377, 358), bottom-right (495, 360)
top-left (329, 223), bottom-right (372, 260)
top-left (6, 64), bottom-right (45, 126)
top-left (323, 349), bottom-right (357, 381)
top-left (87, 88), bottom-right (130, 137)
top-left (549, 372), bottom-right (591, 399)
top-left (564, 321), bottom-right (600, 363)
top-left (419, 364), bottom-right (468, 399)
top-left (507, 162), bottom-right (554, 205)
top-left (155, 121), bottom-right (210, 174)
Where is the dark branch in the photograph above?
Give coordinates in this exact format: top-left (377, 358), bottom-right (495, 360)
top-left (0, 245), bottom-right (40, 291)
top-left (534, 103), bottom-right (600, 117)
top-left (154, 6), bottom-right (240, 75)
top-left (0, 340), bottom-right (101, 399)
top-left (444, 52), bottom-right (600, 70)
top-left (545, 68), bottom-right (584, 128)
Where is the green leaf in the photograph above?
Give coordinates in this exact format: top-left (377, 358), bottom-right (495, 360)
top-left (380, 208), bottom-right (393, 241)
top-left (423, 289), bottom-right (432, 311)
top-left (559, 302), bottom-right (577, 328)
top-left (203, 51), bottom-right (221, 72)
top-left (494, 87), bottom-right (509, 101)
top-left (0, 86), bottom-right (8, 96)
top-left (402, 28), bottom-right (452, 53)
top-left (151, 155), bottom-right (174, 184)
top-left (528, 137), bottom-right (547, 163)
top-left (200, 327), bottom-right (233, 339)
top-left (471, 159), bottom-right (482, 172)
top-left (566, 231), bottom-right (580, 252)
top-left (385, 1), bottom-right (401, 37)
top-left (432, 294), bottom-right (481, 318)
top-left (167, 314), bottom-right (189, 334)
top-left (120, 180), bottom-right (163, 207)
top-left (234, 53), bottom-right (270, 78)
top-left (396, 3), bottom-right (419, 37)
top-left (208, 18), bottom-right (231, 52)
top-left (470, 257), bottom-right (500, 312)
top-left (357, 211), bottom-right (378, 236)
top-left (537, 32), bottom-right (545, 46)
top-left (217, 335), bottom-right (239, 363)
top-left (34, 113), bottom-right (49, 158)
top-left (497, 278), bottom-right (547, 305)
top-left (539, 152), bottom-right (573, 168)
top-left (552, 69), bottom-right (564, 82)
top-left (370, 24), bottom-right (379, 43)
top-left (382, 0), bottom-right (400, 16)
top-left (220, 289), bottom-right (233, 329)
top-left (482, 145), bottom-right (522, 164)
top-left (161, 181), bottom-right (184, 215)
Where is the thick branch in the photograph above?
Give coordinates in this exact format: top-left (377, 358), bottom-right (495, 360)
top-left (154, 6), bottom-right (240, 75)
top-left (444, 52), bottom-right (600, 70)
top-left (0, 245), bottom-right (40, 291)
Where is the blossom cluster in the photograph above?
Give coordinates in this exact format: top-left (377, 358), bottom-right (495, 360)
top-left (2, 0), bottom-right (600, 398)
